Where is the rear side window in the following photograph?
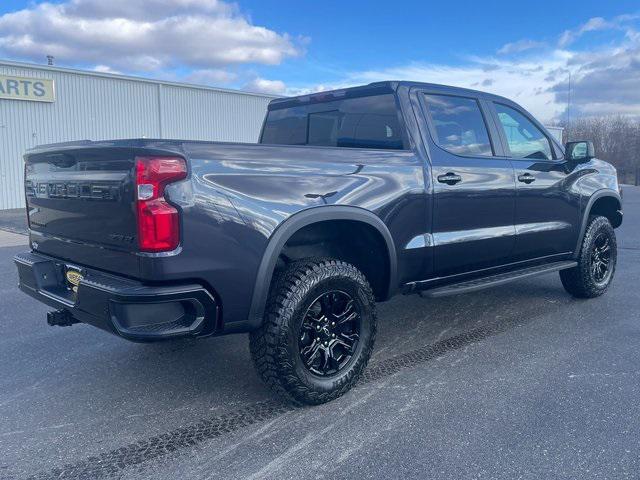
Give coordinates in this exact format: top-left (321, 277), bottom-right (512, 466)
top-left (494, 103), bottom-right (554, 160)
top-left (261, 94), bottom-right (406, 150)
top-left (424, 94), bottom-right (493, 157)
top-left (308, 111), bottom-right (341, 146)
top-left (260, 106), bottom-right (307, 145)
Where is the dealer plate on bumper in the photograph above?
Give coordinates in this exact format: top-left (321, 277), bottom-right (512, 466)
top-left (65, 266), bottom-right (84, 293)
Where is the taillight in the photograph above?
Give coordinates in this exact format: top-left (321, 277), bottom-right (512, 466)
top-left (135, 156), bottom-right (187, 252)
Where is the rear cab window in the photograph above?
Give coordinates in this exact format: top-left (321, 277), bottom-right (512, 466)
top-left (422, 93), bottom-right (494, 157)
top-left (260, 93), bottom-right (408, 150)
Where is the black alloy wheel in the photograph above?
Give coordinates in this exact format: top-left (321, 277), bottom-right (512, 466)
top-left (299, 290), bottom-right (361, 377)
top-left (590, 232), bottom-right (613, 284)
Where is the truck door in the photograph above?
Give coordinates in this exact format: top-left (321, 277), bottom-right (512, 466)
top-left (417, 91), bottom-right (517, 277)
top-left (490, 102), bottom-right (580, 261)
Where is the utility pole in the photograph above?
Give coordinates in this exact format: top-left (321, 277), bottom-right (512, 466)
top-left (566, 71), bottom-right (572, 130)
top-left (46, 55), bottom-right (54, 66)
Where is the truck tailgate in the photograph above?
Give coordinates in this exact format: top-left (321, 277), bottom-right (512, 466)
top-left (25, 148), bottom-right (137, 249)
top-left (21, 145), bottom-right (153, 278)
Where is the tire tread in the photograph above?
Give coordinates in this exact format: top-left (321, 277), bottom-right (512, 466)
top-left (560, 215), bottom-right (617, 298)
top-left (249, 258), bottom-right (377, 405)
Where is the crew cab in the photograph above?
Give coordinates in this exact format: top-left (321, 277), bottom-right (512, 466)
top-left (15, 81), bottom-right (623, 404)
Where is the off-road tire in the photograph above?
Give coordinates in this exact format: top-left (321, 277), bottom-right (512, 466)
top-left (249, 258), bottom-right (377, 405)
top-left (560, 215), bottom-right (617, 298)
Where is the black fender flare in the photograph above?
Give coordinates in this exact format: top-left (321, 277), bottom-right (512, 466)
top-left (247, 206), bottom-right (398, 328)
top-left (573, 189), bottom-right (622, 258)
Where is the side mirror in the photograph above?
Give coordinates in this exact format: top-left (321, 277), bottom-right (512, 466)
top-left (565, 141), bottom-right (595, 162)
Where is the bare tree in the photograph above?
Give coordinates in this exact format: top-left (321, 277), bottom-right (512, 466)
top-left (560, 116), bottom-right (640, 185)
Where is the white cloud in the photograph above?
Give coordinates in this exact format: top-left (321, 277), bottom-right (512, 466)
top-left (0, 0), bottom-right (303, 73)
top-left (281, 14), bottom-right (640, 122)
top-left (558, 14), bottom-right (639, 47)
top-left (559, 17), bottom-right (610, 47)
top-left (1, 4), bottom-right (638, 121)
top-left (244, 77), bottom-right (286, 95)
top-left (92, 64), bottom-right (121, 74)
top-left (185, 68), bottom-right (237, 85)
top-left (282, 55), bottom-right (570, 122)
top-left (66, 0), bottom-right (233, 21)
top-left (498, 39), bottom-right (546, 55)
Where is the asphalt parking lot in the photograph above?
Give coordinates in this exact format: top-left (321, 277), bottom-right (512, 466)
top-left (1, 187), bottom-right (639, 480)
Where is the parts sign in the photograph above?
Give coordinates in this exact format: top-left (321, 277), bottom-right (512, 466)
top-left (0, 74), bottom-right (55, 103)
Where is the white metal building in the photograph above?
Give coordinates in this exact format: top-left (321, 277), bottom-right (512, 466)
top-left (0, 59), bottom-right (566, 211)
top-left (0, 60), bottom-right (277, 210)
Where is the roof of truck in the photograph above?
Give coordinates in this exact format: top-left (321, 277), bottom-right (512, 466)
top-left (268, 80), bottom-right (513, 109)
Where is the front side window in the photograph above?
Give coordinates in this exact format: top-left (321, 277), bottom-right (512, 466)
top-left (261, 93), bottom-right (406, 150)
top-left (494, 103), bottom-right (554, 160)
top-left (423, 94), bottom-right (493, 157)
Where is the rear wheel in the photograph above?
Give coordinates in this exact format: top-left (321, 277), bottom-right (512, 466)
top-left (560, 215), bottom-right (617, 298)
top-left (249, 258), bottom-right (377, 405)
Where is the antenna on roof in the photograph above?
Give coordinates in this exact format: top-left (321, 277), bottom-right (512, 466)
top-left (46, 55), bottom-right (54, 66)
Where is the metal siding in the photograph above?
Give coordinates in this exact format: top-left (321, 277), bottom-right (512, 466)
top-left (0, 62), bottom-right (274, 209)
top-left (161, 85), bottom-right (269, 142)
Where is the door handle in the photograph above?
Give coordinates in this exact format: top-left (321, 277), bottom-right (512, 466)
top-left (518, 173), bottom-right (536, 184)
top-left (437, 172), bottom-right (462, 185)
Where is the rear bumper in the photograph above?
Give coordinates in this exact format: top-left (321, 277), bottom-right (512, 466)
top-left (14, 251), bottom-right (219, 342)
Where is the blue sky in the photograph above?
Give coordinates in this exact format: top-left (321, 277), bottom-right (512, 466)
top-left (1, 0), bottom-right (639, 121)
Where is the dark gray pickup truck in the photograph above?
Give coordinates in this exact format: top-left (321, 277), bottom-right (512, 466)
top-left (15, 81), bottom-right (622, 404)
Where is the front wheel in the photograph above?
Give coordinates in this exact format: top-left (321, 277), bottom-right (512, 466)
top-left (249, 258), bottom-right (377, 405)
top-left (560, 215), bottom-right (617, 298)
